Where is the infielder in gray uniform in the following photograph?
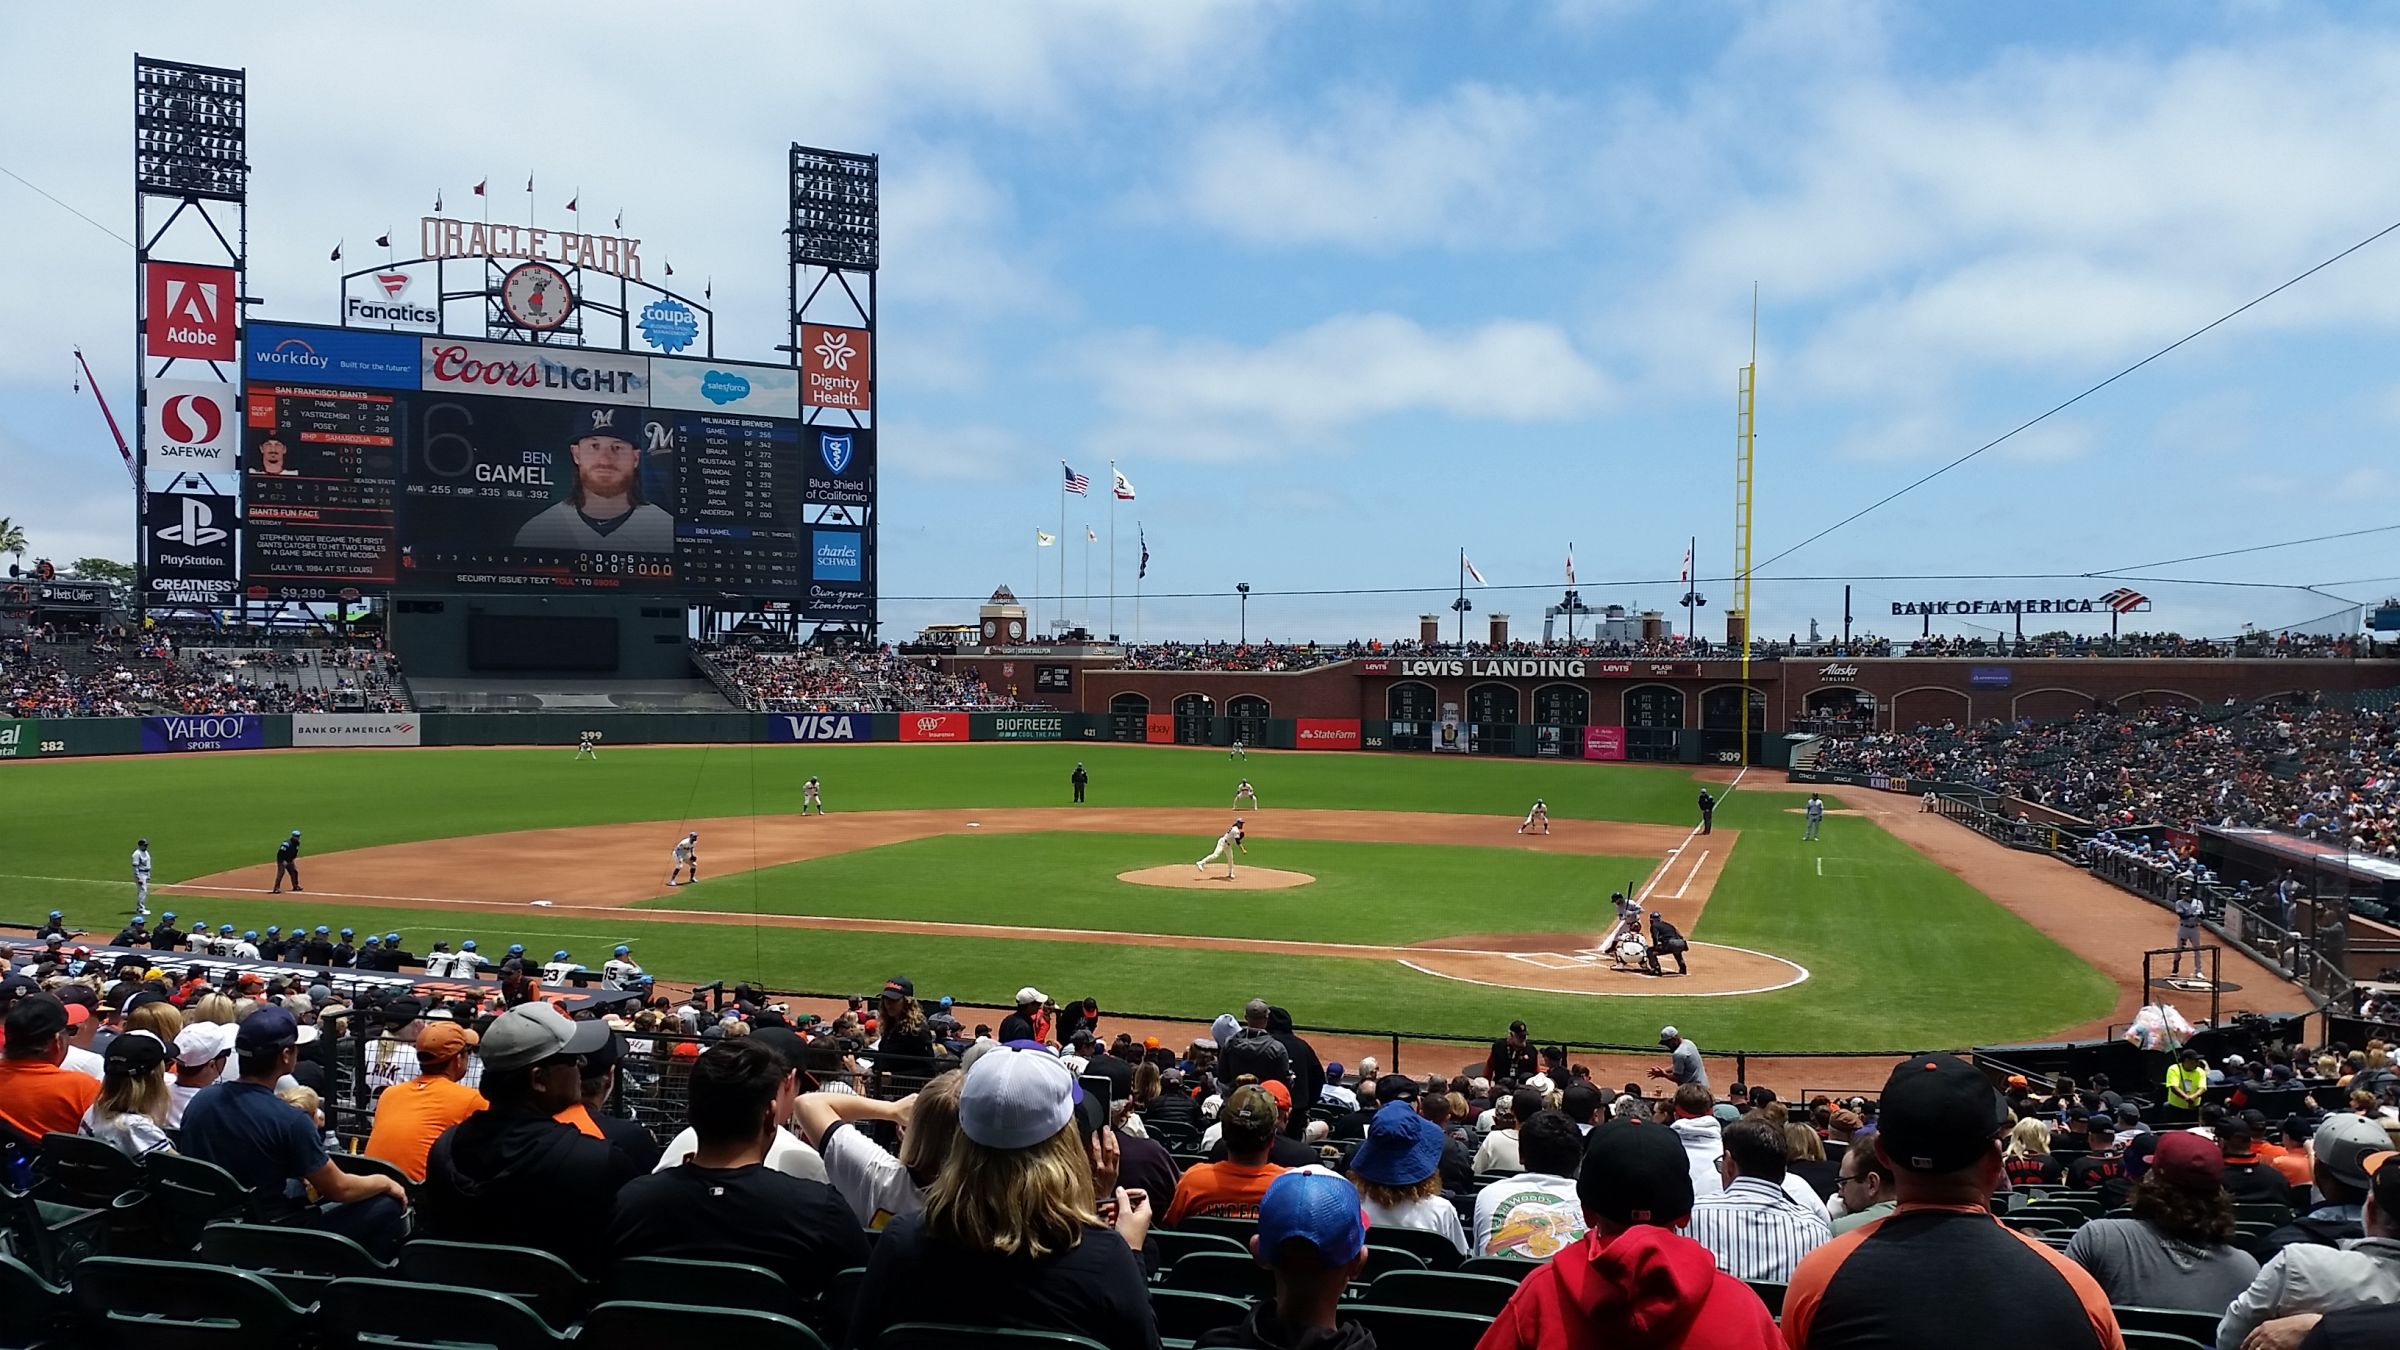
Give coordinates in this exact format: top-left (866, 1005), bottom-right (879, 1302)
top-left (1802, 793), bottom-right (1824, 842)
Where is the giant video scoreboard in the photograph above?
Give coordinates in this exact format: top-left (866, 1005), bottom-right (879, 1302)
top-left (236, 323), bottom-right (871, 620)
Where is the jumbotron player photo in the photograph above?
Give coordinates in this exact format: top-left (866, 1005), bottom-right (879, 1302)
top-left (512, 404), bottom-right (675, 553)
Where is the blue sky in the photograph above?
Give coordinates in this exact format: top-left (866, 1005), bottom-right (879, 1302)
top-left (5, 0), bottom-right (2399, 643)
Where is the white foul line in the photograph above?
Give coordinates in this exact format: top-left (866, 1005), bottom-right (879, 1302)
top-left (1816, 856), bottom-right (1824, 877)
top-left (1635, 766), bottom-right (1745, 905)
top-left (1670, 850), bottom-right (1710, 899)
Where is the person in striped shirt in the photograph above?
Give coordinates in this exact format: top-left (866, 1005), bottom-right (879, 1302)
top-left (1684, 1115), bottom-right (1832, 1283)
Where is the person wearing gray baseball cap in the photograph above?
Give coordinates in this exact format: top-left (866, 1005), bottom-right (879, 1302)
top-left (2219, 1140), bottom-right (2400, 1350)
top-left (846, 1047), bottom-right (1159, 1350)
top-left (420, 1003), bottom-right (641, 1275)
top-left (2253, 1113), bottom-right (2397, 1260)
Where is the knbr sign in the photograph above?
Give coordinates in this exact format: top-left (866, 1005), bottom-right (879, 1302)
top-left (898, 712), bottom-right (968, 742)
top-left (1294, 719), bottom-right (1362, 750)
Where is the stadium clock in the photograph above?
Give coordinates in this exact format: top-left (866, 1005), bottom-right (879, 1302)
top-left (500, 262), bottom-right (574, 331)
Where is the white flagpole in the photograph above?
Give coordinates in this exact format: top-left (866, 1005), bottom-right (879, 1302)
top-left (1031, 532), bottom-right (1039, 639)
top-left (1083, 528), bottom-right (1092, 633)
top-left (1109, 460), bottom-right (1118, 641)
top-left (1456, 547), bottom-right (1466, 646)
top-left (1136, 523), bottom-right (1143, 645)
top-left (1057, 468), bottom-right (1067, 636)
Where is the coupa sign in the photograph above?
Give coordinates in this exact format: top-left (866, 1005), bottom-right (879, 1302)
top-left (767, 713), bottom-right (874, 743)
top-left (142, 714), bottom-right (263, 753)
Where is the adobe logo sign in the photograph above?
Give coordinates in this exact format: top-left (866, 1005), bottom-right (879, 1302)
top-left (145, 262), bottom-right (238, 361)
top-left (142, 380), bottom-right (238, 471)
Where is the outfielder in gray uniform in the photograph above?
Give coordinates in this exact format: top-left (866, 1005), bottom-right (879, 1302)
top-left (1802, 794), bottom-right (1825, 842)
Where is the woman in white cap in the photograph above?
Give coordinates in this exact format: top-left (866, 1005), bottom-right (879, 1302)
top-left (845, 1046), bottom-right (1160, 1350)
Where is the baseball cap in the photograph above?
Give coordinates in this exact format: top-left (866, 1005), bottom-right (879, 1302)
top-left (1221, 1084), bottom-right (1280, 1137)
top-left (479, 1003), bottom-right (612, 1073)
top-left (1578, 1122), bottom-right (1698, 1224)
top-left (173, 1022), bottom-right (238, 1066)
top-left (416, 1023), bottom-right (478, 1068)
top-left (570, 405), bottom-right (642, 443)
top-left (1874, 1053), bottom-right (2010, 1172)
top-left (1658, 1026), bottom-right (1680, 1045)
top-left (959, 1047), bottom-right (1078, 1150)
top-left (4, 994), bottom-right (69, 1045)
top-left (104, 1032), bottom-right (167, 1077)
top-left (235, 1006), bottom-right (314, 1052)
top-left (882, 976), bottom-right (914, 998)
top-left (2311, 1113), bottom-right (2393, 1190)
top-left (1014, 986), bottom-right (1047, 1006)
top-left (1376, 1073), bottom-right (1421, 1104)
top-left (1351, 1102), bottom-right (1444, 1187)
top-left (1256, 1169), bottom-right (1369, 1266)
top-left (2148, 1132), bottom-right (2225, 1190)
top-left (1259, 1079), bottom-right (1292, 1110)
top-left (380, 997), bottom-right (425, 1028)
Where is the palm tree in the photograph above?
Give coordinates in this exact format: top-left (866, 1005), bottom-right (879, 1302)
top-left (0, 518), bottom-right (26, 571)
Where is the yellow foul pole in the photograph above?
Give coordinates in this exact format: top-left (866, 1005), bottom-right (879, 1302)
top-left (1735, 286), bottom-right (1757, 766)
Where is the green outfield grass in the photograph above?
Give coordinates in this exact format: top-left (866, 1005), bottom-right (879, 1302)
top-left (0, 744), bottom-right (2116, 1049)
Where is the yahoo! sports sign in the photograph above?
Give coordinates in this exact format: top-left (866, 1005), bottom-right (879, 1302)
top-left (141, 714), bottom-right (262, 753)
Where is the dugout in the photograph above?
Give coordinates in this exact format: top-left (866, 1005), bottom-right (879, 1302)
top-left (2198, 826), bottom-right (2400, 920)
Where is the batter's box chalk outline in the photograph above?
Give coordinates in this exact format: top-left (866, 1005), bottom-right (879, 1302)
top-left (1506, 952), bottom-right (1587, 970)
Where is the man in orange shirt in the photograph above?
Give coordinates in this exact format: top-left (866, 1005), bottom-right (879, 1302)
top-left (1166, 1084), bottom-right (1285, 1225)
top-left (0, 994), bottom-right (101, 1141)
top-left (363, 1023), bottom-right (484, 1180)
top-left (2269, 1114), bottom-right (2316, 1189)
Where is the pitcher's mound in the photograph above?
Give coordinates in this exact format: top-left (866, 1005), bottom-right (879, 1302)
top-left (1119, 865), bottom-right (1316, 891)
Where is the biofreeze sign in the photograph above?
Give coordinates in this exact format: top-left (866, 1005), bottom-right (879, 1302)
top-left (1391, 659), bottom-right (1590, 678)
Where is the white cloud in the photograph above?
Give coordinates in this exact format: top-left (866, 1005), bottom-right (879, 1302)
top-left (1161, 84), bottom-right (1571, 249)
top-left (879, 419), bottom-right (1043, 482)
top-left (1995, 418), bottom-right (2095, 464)
top-left (1084, 312), bottom-right (1612, 459)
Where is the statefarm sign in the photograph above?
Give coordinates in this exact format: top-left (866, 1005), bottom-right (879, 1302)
top-left (418, 217), bottom-right (648, 282)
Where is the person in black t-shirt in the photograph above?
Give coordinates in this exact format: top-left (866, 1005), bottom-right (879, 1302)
top-left (606, 1038), bottom-right (869, 1295)
top-left (2064, 1118), bottom-right (2125, 1194)
top-left (1487, 1020), bottom-right (1539, 1083)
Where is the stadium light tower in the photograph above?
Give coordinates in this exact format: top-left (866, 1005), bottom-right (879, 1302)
top-left (1237, 582), bottom-right (1250, 644)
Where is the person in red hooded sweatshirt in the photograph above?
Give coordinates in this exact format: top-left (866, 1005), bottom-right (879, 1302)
top-left (1476, 1121), bottom-right (1781, 1350)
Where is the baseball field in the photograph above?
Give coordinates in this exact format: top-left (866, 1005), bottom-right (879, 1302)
top-left (2, 744), bottom-right (2124, 1049)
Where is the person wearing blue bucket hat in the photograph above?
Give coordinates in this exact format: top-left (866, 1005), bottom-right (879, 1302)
top-left (1345, 1100), bottom-right (1469, 1254)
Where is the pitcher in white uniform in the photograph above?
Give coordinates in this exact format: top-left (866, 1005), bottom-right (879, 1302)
top-left (1195, 818), bottom-right (1249, 879)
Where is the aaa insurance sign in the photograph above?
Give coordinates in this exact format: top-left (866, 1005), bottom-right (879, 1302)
top-left (145, 262), bottom-right (238, 361)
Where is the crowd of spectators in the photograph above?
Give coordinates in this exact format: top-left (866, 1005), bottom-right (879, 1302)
top-left (1, 636), bottom-right (408, 719)
top-left (701, 644), bottom-right (1032, 712)
top-left (1817, 696), bottom-right (2400, 850)
top-left (9, 924), bottom-right (2400, 1348)
top-left (1897, 631), bottom-right (2390, 660)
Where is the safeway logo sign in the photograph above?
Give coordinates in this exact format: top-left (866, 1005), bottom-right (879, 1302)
top-left (143, 380), bottom-right (237, 470)
top-left (145, 262), bottom-right (238, 361)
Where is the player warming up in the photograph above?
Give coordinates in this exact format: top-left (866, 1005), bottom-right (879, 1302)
top-left (1195, 818), bottom-right (1248, 879)
top-left (130, 839), bottom-right (152, 917)
top-left (666, 831), bottom-right (700, 887)
top-left (272, 830), bottom-right (303, 893)
top-left (576, 730), bottom-right (601, 761)
top-left (801, 775), bottom-right (826, 815)
top-left (1233, 778), bottom-right (1260, 809)
top-left (1518, 798), bottom-right (1550, 834)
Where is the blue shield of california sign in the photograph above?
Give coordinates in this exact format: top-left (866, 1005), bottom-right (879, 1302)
top-left (820, 433), bottom-right (854, 474)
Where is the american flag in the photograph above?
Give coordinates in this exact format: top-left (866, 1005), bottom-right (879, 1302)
top-left (1063, 464), bottom-right (1090, 495)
